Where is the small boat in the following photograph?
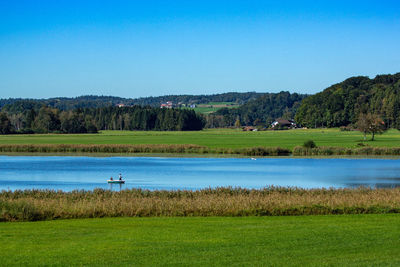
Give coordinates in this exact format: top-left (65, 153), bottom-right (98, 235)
top-left (107, 180), bottom-right (125, 184)
top-left (108, 173), bottom-right (125, 184)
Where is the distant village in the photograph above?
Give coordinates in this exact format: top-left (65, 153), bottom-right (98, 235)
top-left (115, 101), bottom-right (196, 109)
top-left (160, 101), bottom-right (196, 109)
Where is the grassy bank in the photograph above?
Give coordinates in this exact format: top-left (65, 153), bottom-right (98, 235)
top-left (293, 146), bottom-right (400, 156)
top-left (3, 143), bottom-right (400, 156)
top-left (1, 128), bottom-right (400, 149)
top-left (1, 215), bottom-right (399, 266)
top-left (1, 128), bottom-right (400, 156)
top-left (0, 144), bottom-right (290, 156)
top-left (1, 187), bottom-right (400, 222)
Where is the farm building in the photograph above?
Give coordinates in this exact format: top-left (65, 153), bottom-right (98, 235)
top-left (271, 119), bottom-right (297, 129)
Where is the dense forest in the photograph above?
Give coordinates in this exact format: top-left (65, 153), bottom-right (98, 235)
top-left (89, 106), bottom-right (204, 131)
top-left (295, 73), bottom-right (400, 128)
top-left (0, 96), bottom-right (126, 111)
top-left (0, 106), bottom-right (204, 134)
top-left (209, 92), bottom-right (307, 127)
top-left (0, 92), bottom-right (264, 111)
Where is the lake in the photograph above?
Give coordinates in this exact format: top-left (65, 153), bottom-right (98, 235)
top-left (1, 156), bottom-right (400, 191)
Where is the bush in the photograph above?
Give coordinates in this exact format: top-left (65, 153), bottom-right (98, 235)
top-left (303, 140), bottom-right (317, 148)
top-left (339, 125), bottom-right (353, 131)
top-left (16, 128), bottom-right (35, 134)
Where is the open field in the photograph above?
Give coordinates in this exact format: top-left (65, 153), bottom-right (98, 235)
top-left (1, 128), bottom-right (400, 150)
top-left (191, 101), bottom-right (239, 114)
top-left (1, 215), bottom-right (399, 266)
top-left (1, 187), bottom-right (399, 222)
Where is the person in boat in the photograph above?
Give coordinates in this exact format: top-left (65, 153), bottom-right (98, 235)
top-left (110, 177), bottom-right (113, 181)
top-left (119, 173), bottom-right (123, 181)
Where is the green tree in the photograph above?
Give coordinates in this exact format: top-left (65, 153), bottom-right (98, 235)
top-left (368, 114), bottom-right (386, 141)
top-left (0, 112), bottom-right (13, 134)
top-left (356, 113), bottom-right (386, 141)
top-left (234, 117), bottom-right (241, 128)
top-left (32, 106), bottom-right (61, 133)
top-left (24, 109), bottom-right (36, 129)
top-left (356, 113), bottom-right (370, 141)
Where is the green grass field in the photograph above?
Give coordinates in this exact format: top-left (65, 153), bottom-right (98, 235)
top-left (1, 128), bottom-right (400, 150)
top-left (192, 106), bottom-right (221, 113)
top-left (1, 215), bottom-right (399, 266)
top-left (191, 101), bottom-right (239, 114)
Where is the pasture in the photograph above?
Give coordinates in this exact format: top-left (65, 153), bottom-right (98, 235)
top-left (191, 101), bottom-right (239, 114)
top-left (1, 128), bottom-right (400, 150)
top-left (0, 215), bottom-right (399, 266)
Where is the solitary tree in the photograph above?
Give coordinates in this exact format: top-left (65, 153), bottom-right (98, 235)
top-left (0, 112), bottom-right (13, 134)
top-left (234, 117), bottom-right (241, 128)
top-left (356, 113), bottom-right (370, 141)
top-left (356, 113), bottom-right (386, 141)
top-left (368, 114), bottom-right (386, 141)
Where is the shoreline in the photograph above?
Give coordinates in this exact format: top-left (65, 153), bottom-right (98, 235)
top-left (1, 151), bottom-right (400, 159)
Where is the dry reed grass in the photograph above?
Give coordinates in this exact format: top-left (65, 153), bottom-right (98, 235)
top-left (0, 144), bottom-right (290, 156)
top-left (293, 146), bottom-right (400, 156)
top-left (2, 144), bottom-right (400, 156)
top-left (1, 187), bottom-right (399, 222)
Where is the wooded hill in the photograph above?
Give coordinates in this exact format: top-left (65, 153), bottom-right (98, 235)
top-left (295, 73), bottom-right (400, 129)
top-left (213, 91), bottom-right (307, 127)
top-left (1, 72), bottom-right (400, 132)
top-left (0, 92), bottom-right (264, 112)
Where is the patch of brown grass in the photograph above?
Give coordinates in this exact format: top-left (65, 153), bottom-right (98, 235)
top-left (1, 187), bottom-right (399, 221)
top-left (0, 144), bottom-right (291, 156)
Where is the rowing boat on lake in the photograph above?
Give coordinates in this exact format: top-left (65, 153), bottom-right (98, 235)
top-left (107, 180), bottom-right (125, 184)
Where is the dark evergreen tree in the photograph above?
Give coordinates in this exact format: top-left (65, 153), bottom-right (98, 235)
top-left (0, 112), bottom-right (14, 134)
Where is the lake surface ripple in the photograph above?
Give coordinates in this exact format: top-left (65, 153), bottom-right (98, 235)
top-left (1, 156), bottom-right (400, 191)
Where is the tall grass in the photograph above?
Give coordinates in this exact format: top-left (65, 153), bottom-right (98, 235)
top-left (1, 187), bottom-right (399, 222)
top-left (3, 144), bottom-right (400, 156)
top-left (0, 144), bottom-right (290, 156)
top-left (293, 146), bottom-right (400, 156)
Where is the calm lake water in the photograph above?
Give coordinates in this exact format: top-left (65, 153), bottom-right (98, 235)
top-left (1, 156), bottom-right (400, 191)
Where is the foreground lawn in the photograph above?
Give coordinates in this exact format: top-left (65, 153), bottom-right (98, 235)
top-left (1, 128), bottom-right (400, 149)
top-left (1, 215), bottom-right (399, 266)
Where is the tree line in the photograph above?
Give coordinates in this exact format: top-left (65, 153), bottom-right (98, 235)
top-left (0, 92), bottom-right (264, 111)
top-left (0, 106), bottom-right (205, 134)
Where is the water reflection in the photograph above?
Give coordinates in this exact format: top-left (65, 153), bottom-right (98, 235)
top-left (108, 183), bottom-right (124, 191)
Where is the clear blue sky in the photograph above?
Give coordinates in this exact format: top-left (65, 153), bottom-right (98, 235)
top-left (0, 0), bottom-right (399, 98)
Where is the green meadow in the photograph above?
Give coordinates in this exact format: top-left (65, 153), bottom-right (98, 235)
top-left (191, 101), bottom-right (239, 114)
top-left (1, 128), bottom-right (400, 150)
top-left (1, 215), bottom-right (399, 266)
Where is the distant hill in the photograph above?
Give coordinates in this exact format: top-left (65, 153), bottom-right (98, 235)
top-left (128, 92), bottom-right (264, 106)
top-left (0, 92), bottom-right (264, 113)
top-left (295, 73), bottom-right (400, 128)
top-left (4, 72), bottom-right (399, 130)
top-left (0, 96), bottom-right (126, 114)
